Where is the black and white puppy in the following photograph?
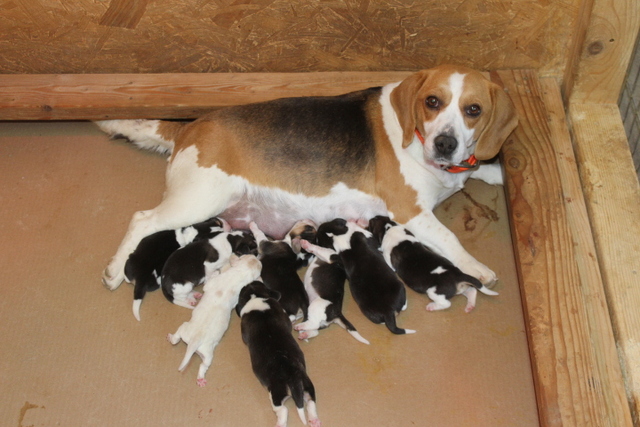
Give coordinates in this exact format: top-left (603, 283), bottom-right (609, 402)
top-left (249, 220), bottom-right (314, 321)
top-left (161, 230), bottom-right (257, 309)
top-left (124, 217), bottom-right (230, 321)
top-left (236, 280), bottom-right (321, 427)
top-left (294, 242), bottom-right (369, 344)
top-left (368, 215), bottom-right (498, 312)
top-left (312, 218), bottom-right (415, 335)
top-left (167, 254), bottom-right (262, 387)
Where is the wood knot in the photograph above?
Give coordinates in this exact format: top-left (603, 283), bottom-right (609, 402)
top-left (507, 156), bottom-right (521, 170)
top-left (587, 41), bottom-right (604, 55)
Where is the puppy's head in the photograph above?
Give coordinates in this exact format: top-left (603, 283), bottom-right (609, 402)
top-left (390, 65), bottom-right (518, 168)
top-left (316, 218), bottom-right (349, 249)
top-left (367, 215), bottom-right (397, 244)
top-left (227, 231), bottom-right (258, 255)
top-left (286, 219), bottom-right (317, 254)
top-left (235, 280), bottom-right (281, 317)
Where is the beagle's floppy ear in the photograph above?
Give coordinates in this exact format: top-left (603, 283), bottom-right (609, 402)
top-left (473, 83), bottom-right (518, 160)
top-left (390, 70), bottom-right (431, 148)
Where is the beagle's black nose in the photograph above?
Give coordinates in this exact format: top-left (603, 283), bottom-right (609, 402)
top-left (434, 134), bottom-right (457, 156)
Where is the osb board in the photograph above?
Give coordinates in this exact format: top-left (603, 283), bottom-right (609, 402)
top-left (0, 122), bottom-right (538, 426)
top-left (0, 0), bottom-right (578, 76)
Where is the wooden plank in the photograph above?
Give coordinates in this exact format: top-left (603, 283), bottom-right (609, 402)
top-left (560, 0), bottom-right (595, 102)
top-left (569, 102), bottom-right (640, 423)
top-left (495, 69), bottom-right (633, 426)
top-left (569, 0), bottom-right (640, 103)
top-left (0, 72), bottom-right (412, 120)
top-left (540, 77), bottom-right (633, 425)
top-left (0, 0), bottom-right (579, 76)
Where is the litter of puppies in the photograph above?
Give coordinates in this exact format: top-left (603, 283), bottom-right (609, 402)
top-left (118, 216), bottom-right (498, 427)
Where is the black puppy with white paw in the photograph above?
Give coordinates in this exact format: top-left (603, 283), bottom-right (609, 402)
top-left (124, 217), bottom-right (230, 321)
top-left (294, 241), bottom-right (369, 344)
top-left (368, 215), bottom-right (498, 312)
top-left (311, 218), bottom-right (415, 335)
top-left (249, 220), bottom-right (315, 321)
top-left (161, 230), bottom-right (257, 309)
top-left (236, 281), bottom-right (321, 427)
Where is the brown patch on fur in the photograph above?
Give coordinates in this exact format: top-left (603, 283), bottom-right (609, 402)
top-left (369, 102), bottom-right (422, 223)
top-left (157, 121), bottom-right (187, 145)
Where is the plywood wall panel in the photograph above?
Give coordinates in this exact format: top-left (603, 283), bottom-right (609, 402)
top-left (0, 0), bottom-right (579, 76)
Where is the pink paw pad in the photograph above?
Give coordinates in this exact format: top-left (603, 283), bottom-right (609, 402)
top-left (309, 418), bottom-right (322, 427)
top-left (196, 378), bottom-right (207, 387)
top-left (298, 331), bottom-right (309, 340)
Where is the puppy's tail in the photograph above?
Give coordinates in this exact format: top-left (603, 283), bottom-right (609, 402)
top-left (95, 119), bottom-right (186, 155)
top-left (462, 273), bottom-right (499, 296)
top-left (129, 271), bottom-right (160, 322)
top-left (290, 374), bottom-right (316, 426)
top-left (335, 314), bottom-right (370, 345)
top-left (383, 314), bottom-right (416, 335)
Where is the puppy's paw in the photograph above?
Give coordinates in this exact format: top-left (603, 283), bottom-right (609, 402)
top-left (426, 303), bottom-right (441, 312)
top-left (309, 418), bottom-right (322, 427)
top-left (196, 378), bottom-right (207, 387)
top-left (297, 331), bottom-right (309, 340)
top-left (464, 303), bottom-right (476, 313)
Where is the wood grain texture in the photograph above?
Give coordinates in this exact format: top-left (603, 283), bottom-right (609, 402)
top-left (569, 102), bottom-right (640, 423)
top-left (0, 0), bottom-right (578, 76)
top-left (497, 69), bottom-right (632, 426)
top-left (541, 77), bottom-right (633, 426)
top-left (0, 71), bottom-right (413, 120)
top-left (569, 0), bottom-right (640, 103)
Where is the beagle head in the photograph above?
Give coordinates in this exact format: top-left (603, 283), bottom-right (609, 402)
top-left (390, 65), bottom-right (518, 169)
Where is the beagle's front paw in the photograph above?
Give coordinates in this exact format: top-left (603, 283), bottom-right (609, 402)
top-left (102, 262), bottom-right (125, 290)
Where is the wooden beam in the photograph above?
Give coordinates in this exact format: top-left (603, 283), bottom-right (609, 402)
top-left (569, 0), bottom-right (640, 104)
top-left (0, 72), bottom-right (412, 121)
top-left (496, 69), bottom-right (633, 426)
top-left (569, 102), bottom-right (640, 423)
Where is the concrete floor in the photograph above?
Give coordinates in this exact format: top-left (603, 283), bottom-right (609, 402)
top-left (0, 121), bottom-right (539, 427)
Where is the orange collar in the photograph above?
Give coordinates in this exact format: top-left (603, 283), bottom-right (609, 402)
top-left (414, 129), bottom-right (479, 173)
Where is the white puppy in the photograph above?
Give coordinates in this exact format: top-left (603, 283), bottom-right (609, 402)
top-left (167, 254), bottom-right (262, 387)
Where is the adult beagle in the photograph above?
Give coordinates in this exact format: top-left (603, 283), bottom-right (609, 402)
top-left (97, 64), bottom-right (517, 290)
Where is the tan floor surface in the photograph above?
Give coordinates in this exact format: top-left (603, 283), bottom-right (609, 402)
top-left (0, 122), bottom-right (539, 427)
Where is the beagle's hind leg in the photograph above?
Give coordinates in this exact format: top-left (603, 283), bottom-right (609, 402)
top-left (103, 147), bottom-right (246, 290)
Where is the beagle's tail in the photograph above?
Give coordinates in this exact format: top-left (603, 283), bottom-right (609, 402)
top-left (95, 119), bottom-right (187, 155)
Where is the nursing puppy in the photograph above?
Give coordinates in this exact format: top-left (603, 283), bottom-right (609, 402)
top-left (99, 65), bottom-right (518, 297)
top-left (249, 220), bottom-right (314, 321)
top-left (368, 215), bottom-right (498, 312)
top-left (124, 217), bottom-right (230, 321)
top-left (237, 280), bottom-right (321, 427)
top-left (312, 218), bottom-right (415, 335)
top-left (161, 231), bottom-right (257, 309)
top-left (168, 254), bottom-right (262, 387)
top-left (294, 244), bottom-right (369, 344)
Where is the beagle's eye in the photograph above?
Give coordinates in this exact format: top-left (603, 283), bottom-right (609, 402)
top-left (425, 96), bottom-right (440, 109)
top-left (465, 104), bottom-right (482, 117)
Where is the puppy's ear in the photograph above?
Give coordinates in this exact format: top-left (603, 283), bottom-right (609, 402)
top-left (473, 82), bottom-right (518, 160)
top-left (390, 70), bottom-right (430, 148)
